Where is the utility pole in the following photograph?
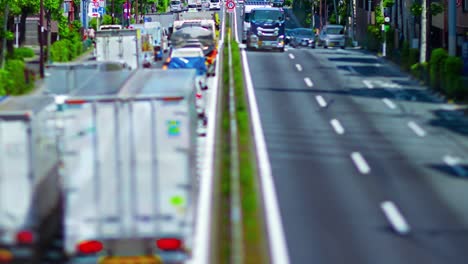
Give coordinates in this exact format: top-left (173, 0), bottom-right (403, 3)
top-left (136, 0), bottom-right (139, 23)
top-left (112, 0), bottom-right (115, 24)
top-left (368, 0), bottom-right (371, 24)
top-left (40, 0), bottom-right (45, 78)
top-left (419, 0), bottom-right (427, 62)
top-left (1, 3), bottom-right (8, 69)
top-left (448, 0), bottom-right (456, 55)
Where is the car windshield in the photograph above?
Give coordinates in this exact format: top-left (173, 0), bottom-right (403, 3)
top-left (171, 0), bottom-right (180, 4)
top-left (296, 29), bottom-right (313, 36)
top-left (244, 13), bottom-right (251, 22)
top-left (325, 27), bottom-right (344, 35)
top-left (251, 10), bottom-right (284, 22)
top-left (210, 0), bottom-right (219, 2)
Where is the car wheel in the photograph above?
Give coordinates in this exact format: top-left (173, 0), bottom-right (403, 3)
top-left (279, 47), bottom-right (285, 52)
top-left (341, 46), bottom-right (345, 49)
top-left (324, 45), bottom-right (328, 49)
top-left (312, 45), bottom-right (316, 49)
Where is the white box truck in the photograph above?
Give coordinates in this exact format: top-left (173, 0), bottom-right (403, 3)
top-left (95, 29), bottom-right (140, 70)
top-left (0, 96), bottom-right (61, 263)
top-left (59, 69), bottom-right (199, 264)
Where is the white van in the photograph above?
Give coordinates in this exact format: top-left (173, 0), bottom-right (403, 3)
top-left (170, 0), bottom-right (183, 12)
top-left (209, 0), bottom-right (221, 10)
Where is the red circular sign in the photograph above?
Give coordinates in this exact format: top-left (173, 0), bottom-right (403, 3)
top-left (226, 0), bottom-right (236, 10)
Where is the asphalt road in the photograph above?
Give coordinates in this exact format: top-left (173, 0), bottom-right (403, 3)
top-left (236, 7), bottom-right (468, 264)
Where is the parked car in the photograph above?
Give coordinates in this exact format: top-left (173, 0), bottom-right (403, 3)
top-left (317, 24), bottom-right (346, 49)
top-left (289, 28), bottom-right (316, 48)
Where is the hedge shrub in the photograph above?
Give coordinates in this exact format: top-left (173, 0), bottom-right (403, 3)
top-left (4, 60), bottom-right (33, 95)
top-left (401, 41), bottom-right (410, 70)
top-left (411, 62), bottom-right (428, 81)
top-left (443, 56), bottom-right (464, 99)
top-left (429, 48), bottom-right (448, 90)
top-left (10, 47), bottom-right (35, 60)
top-left (0, 69), bottom-right (10, 95)
top-left (50, 39), bottom-right (72, 62)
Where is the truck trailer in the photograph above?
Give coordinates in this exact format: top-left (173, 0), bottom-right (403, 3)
top-left (0, 96), bottom-right (61, 263)
top-left (59, 69), bottom-right (199, 264)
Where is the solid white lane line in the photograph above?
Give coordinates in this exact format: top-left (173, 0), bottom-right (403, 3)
top-left (330, 119), bottom-right (345, 135)
top-left (191, 11), bottom-right (225, 264)
top-left (351, 152), bottom-right (371, 174)
top-left (289, 53), bottom-right (295, 59)
top-left (408, 121), bottom-right (426, 137)
top-left (443, 155), bottom-right (466, 176)
top-left (363, 80), bottom-right (374, 89)
top-left (382, 98), bottom-right (396, 109)
top-left (315, 95), bottom-right (327, 107)
top-left (295, 64), bottom-right (303, 72)
top-left (241, 49), bottom-right (291, 264)
top-left (304, 78), bottom-right (313, 87)
top-left (381, 201), bottom-right (411, 235)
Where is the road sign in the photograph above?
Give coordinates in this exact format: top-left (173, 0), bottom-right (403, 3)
top-left (226, 0), bottom-right (235, 12)
top-left (384, 17), bottom-right (390, 23)
top-left (98, 6), bottom-right (106, 16)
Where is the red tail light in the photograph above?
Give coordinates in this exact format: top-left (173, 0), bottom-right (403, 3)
top-left (65, 99), bottom-right (87, 105)
top-left (16, 231), bottom-right (34, 244)
top-left (76, 240), bottom-right (103, 254)
top-left (162, 97), bottom-right (184, 102)
top-left (156, 238), bottom-right (182, 251)
top-left (196, 93), bottom-right (202, 99)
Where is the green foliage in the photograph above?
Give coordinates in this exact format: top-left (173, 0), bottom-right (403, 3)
top-left (284, 0), bottom-right (292, 6)
top-left (401, 41), bottom-right (410, 70)
top-left (410, 3), bottom-right (422, 16)
top-left (408, 48), bottom-right (419, 69)
top-left (431, 2), bottom-right (444, 15)
top-left (3, 60), bottom-right (33, 95)
top-left (383, 0), bottom-right (395, 8)
top-left (50, 39), bottom-right (72, 62)
top-left (89, 17), bottom-right (98, 30)
top-left (443, 56), bottom-right (464, 99)
top-left (410, 62), bottom-right (428, 80)
top-left (9, 47), bottom-right (35, 60)
top-left (429, 48), bottom-right (448, 90)
top-left (0, 69), bottom-right (10, 96)
top-left (102, 14), bottom-right (120, 25)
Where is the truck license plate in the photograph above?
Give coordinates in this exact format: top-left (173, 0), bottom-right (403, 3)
top-left (100, 256), bottom-right (162, 264)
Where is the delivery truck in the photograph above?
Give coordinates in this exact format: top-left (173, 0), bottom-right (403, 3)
top-left (0, 96), bottom-right (61, 263)
top-left (59, 69), bottom-right (199, 264)
top-left (95, 29), bottom-right (140, 70)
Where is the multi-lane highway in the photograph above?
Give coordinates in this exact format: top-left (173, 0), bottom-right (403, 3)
top-left (235, 6), bottom-right (468, 264)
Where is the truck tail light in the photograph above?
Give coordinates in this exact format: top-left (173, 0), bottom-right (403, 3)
top-left (156, 238), bottom-right (182, 251)
top-left (76, 240), bottom-right (104, 254)
top-left (16, 230), bottom-right (34, 244)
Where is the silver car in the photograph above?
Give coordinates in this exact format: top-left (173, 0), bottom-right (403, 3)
top-left (317, 24), bottom-right (346, 49)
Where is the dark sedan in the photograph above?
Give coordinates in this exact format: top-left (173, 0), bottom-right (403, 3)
top-left (289, 28), bottom-right (316, 48)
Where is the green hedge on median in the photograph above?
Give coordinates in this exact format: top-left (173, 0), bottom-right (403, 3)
top-left (429, 48), bottom-right (448, 90)
top-left (443, 56), bottom-right (464, 99)
top-left (0, 60), bottom-right (34, 95)
top-left (50, 33), bottom-right (84, 62)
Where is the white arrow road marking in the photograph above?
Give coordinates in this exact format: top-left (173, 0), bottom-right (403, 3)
top-left (289, 53), bottom-right (295, 59)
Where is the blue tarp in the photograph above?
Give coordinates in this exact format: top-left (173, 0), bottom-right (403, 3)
top-left (167, 57), bottom-right (207, 76)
